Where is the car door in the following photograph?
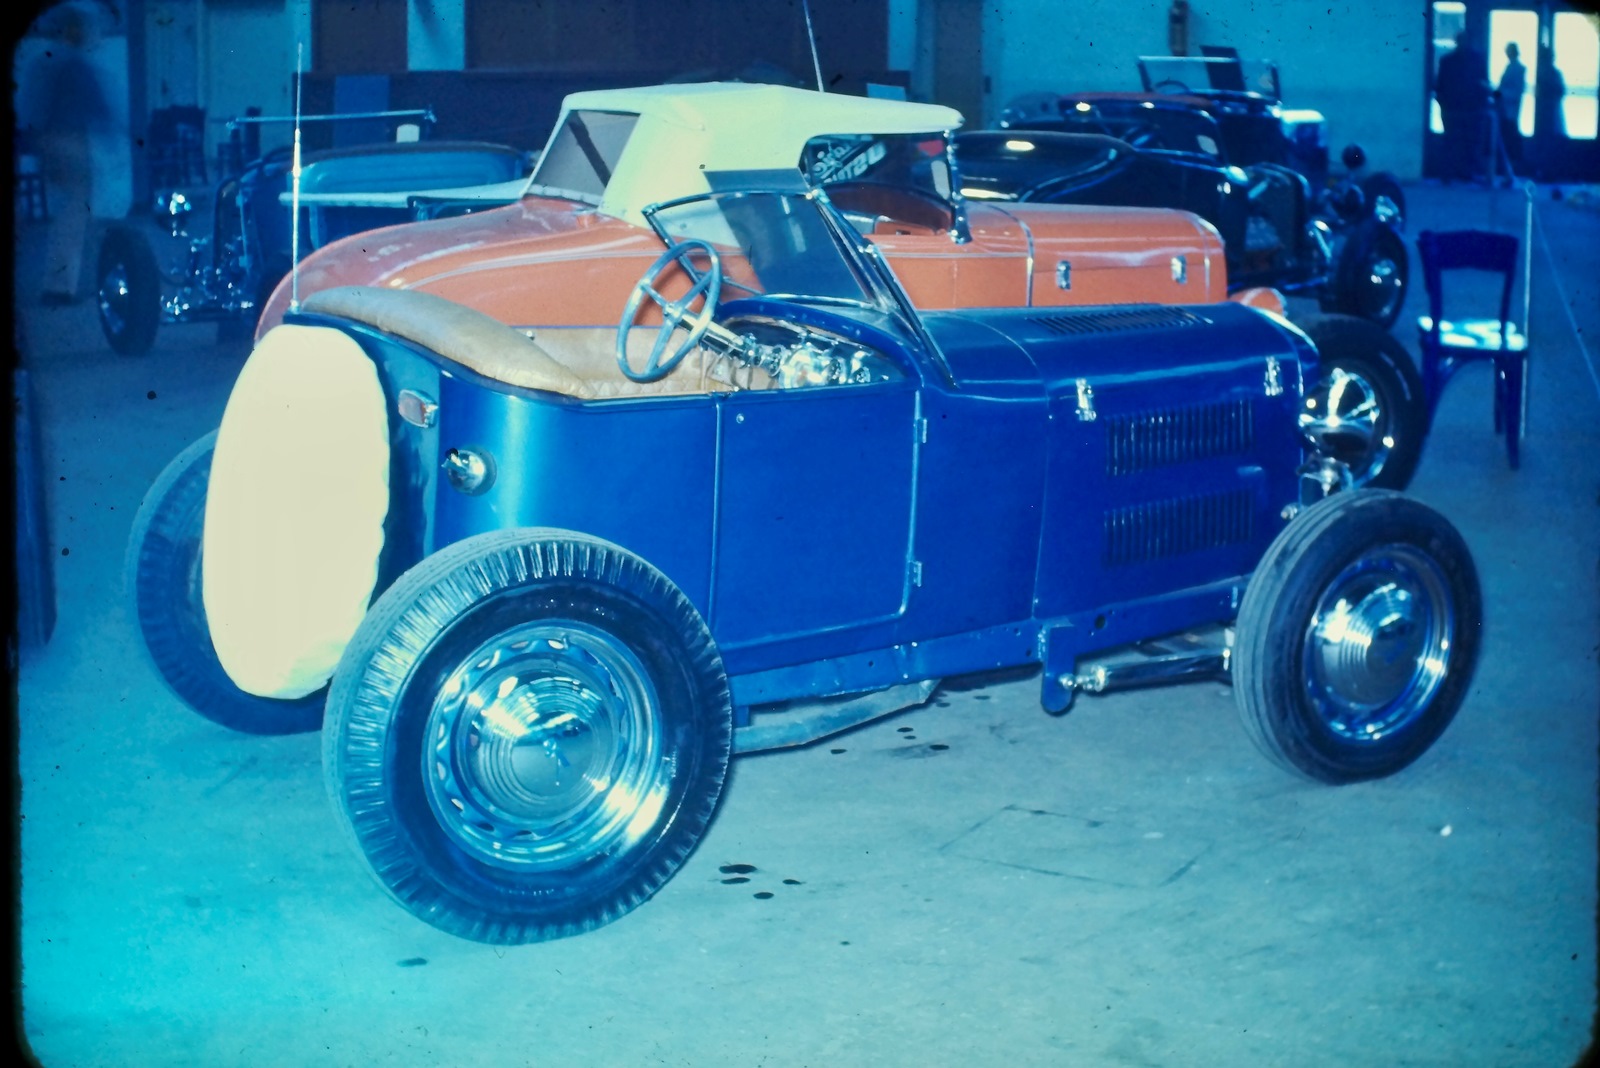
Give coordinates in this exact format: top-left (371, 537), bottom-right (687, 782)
top-left (709, 375), bottom-right (919, 653)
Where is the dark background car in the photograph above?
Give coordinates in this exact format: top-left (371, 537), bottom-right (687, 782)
top-left (982, 49), bottom-right (1411, 329)
top-left (93, 112), bottom-right (529, 356)
top-left (969, 98), bottom-right (1409, 329)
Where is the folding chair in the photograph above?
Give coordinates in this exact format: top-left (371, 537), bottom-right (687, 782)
top-left (1415, 197), bottom-right (1533, 468)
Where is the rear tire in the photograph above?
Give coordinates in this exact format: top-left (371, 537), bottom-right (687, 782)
top-left (97, 226), bottom-right (162, 356)
top-left (1233, 491), bottom-right (1481, 783)
top-left (125, 432), bottom-right (326, 733)
top-left (1323, 218), bottom-right (1408, 329)
top-left (1296, 313), bottom-right (1427, 490)
top-left (323, 528), bottom-right (733, 944)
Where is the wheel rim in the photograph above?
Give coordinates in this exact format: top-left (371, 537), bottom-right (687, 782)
top-left (1360, 254), bottom-right (1403, 322)
top-left (1299, 366), bottom-right (1392, 483)
top-left (422, 619), bottom-right (665, 872)
top-left (1371, 194), bottom-right (1403, 229)
top-left (1301, 545), bottom-right (1454, 741)
top-left (99, 261), bottom-right (132, 338)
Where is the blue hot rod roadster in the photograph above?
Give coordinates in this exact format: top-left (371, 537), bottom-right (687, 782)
top-left (128, 175), bottom-right (1481, 944)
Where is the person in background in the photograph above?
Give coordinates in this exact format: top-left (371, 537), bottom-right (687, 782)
top-left (15, 3), bottom-right (109, 305)
top-left (1434, 30), bottom-right (1491, 183)
top-left (1533, 51), bottom-right (1568, 182)
top-left (1495, 41), bottom-right (1526, 178)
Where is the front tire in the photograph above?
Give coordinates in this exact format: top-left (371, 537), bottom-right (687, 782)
top-left (1323, 218), bottom-right (1409, 329)
top-left (1296, 313), bottom-right (1427, 490)
top-left (97, 225), bottom-right (162, 356)
top-left (1359, 172), bottom-right (1407, 228)
top-left (125, 432), bottom-right (326, 733)
top-left (323, 528), bottom-right (733, 944)
top-left (1233, 491), bottom-right (1481, 783)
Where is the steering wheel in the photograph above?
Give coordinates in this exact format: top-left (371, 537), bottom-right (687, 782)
top-left (1152, 79), bottom-right (1192, 94)
top-left (616, 239), bottom-right (724, 383)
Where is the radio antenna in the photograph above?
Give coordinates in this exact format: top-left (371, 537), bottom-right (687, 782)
top-left (802, 0), bottom-right (824, 92)
top-left (289, 42), bottom-right (304, 311)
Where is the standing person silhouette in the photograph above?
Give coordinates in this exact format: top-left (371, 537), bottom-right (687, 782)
top-left (1496, 41), bottom-right (1527, 177)
top-left (1435, 31), bottom-right (1491, 183)
top-left (16, 3), bottom-right (109, 305)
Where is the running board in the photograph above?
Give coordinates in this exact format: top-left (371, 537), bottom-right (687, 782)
top-left (734, 679), bottom-right (940, 754)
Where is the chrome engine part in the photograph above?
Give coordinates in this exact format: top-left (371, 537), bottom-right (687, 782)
top-left (715, 315), bottom-right (900, 388)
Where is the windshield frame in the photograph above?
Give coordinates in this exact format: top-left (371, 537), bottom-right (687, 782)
top-left (802, 131), bottom-right (972, 245)
top-left (641, 184), bottom-right (953, 383)
top-left (642, 187), bottom-right (893, 314)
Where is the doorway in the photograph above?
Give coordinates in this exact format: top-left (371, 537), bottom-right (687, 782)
top-left (1425, 1), bottom-right (1599, 182)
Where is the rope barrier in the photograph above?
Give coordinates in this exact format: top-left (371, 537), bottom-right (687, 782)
top-left (1470, 119), bottom-right (1600, 406)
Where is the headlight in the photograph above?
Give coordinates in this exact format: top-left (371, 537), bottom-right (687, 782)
top-left (153, 190), bottom-right (193, 236)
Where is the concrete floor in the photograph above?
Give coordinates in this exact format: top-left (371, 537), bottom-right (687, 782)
top-left (14, 182), bottom-right (1599, 1067)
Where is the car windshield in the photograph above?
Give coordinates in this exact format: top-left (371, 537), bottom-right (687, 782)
top-left (1049, 100), bottom-right (1225, 159)
top-left (1138, 55), bottom-right (1281, 100)
top-left (798, 132), bottom-right (959, 232)
top-left (645, 187), bottom-right (890, 313)
top-left (800, 133), bottom-right (953, 198)
top-left (954, 132), bottom-right (1127, 200)
top-left (524, 109), bottom-right (639, 203)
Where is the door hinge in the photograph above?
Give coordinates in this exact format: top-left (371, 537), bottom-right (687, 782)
top-left (917, 416), bottom-right (929, 444)
top-left (1056, 260), bottom-right (1072, 290)
top-left (909, 560), bottom-right (924, 588)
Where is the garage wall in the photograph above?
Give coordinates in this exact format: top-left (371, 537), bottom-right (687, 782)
top-left (200, 0), bottom-right (294, 153)
top-left (985, 0), bottom-right (1424, 178)
top-left (409, 0), bottom-right (464, 70)
top-left (169, 0), bottom-right (1425, 177)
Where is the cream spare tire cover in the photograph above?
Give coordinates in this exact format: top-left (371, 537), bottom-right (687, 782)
top-left (203, 323), bottom-right (390, 698)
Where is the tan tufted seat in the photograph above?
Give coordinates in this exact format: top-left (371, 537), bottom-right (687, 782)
top-left (300, 285), bottom-right (774, 399)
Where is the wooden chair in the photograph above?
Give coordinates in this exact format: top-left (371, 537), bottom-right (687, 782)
top-left (1415, 212), bottom-right (1532, 468)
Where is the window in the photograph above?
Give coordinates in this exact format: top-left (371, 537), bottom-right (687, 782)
top-left (1553, 11), bottom-right (1599, 139)
top-left (1489, 10), bottom-right (1539, 137)
top-left (528, 111), bottom-right (640, 203)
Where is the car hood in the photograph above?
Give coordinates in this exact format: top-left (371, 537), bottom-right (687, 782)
top-left (925, 298), bottom-right (1309, 396)
top-left (258, 195), bottom-right (664, 335)
top-left (260, 188), bottom-right (1232, 337)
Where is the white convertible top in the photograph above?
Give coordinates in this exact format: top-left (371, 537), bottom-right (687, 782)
top-left (542, 82), bottom-right (964, 226)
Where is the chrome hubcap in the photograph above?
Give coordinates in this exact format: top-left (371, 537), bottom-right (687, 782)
top-left (1372, 195), bottom-right (1402, 227)
top-left (1365, 256), bottom-right (1403, 320)
top-left (99, 263), bottom-right (130, 334)
top-left (423, 621), bottom-right (664, 871)
top-left (1300, 366), bottom-right (1392, 482)
top-left (1303, 545), bottom-right (1454, 740)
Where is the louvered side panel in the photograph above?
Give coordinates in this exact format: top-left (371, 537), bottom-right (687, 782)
top-left (1032, 307), bottom-right (1206, 336)
top-left (1106, 398), bottom-right (1255, 476)
top-left (1103, 489), bottom-right (1256, 567)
